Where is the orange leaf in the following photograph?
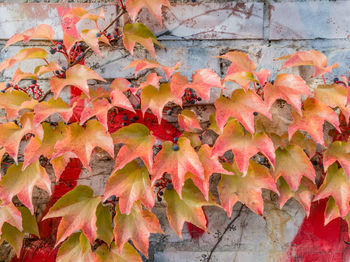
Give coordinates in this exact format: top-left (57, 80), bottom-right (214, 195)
top-left (0, 90), bottom-right (32, 120)
top-left (164, 179), bottom-right (217, 238)
top-left (0, 113), bottom-right (43, 162)
top-left (314, 164), bottom-right (350, 217)
top-left (218, 160), bottom-right (278, 216)
top-left (273, 144), bottom-right (315, 191)
top-left (178, 109), bottom-right (201, 132)
top-left (264, 74), bottom-right (311, 115)
top-left (152, 137), bottom-right (204, 197)
top-left (52, 120), bottom-right (114, 172)
top-left (50, 64), bottom-right (106, 99)
top-left (212, 119), bottom-right (275, 175)
top-left (276, 50), bottom-right (338, 77)
top-left (0, 48), bottom-right (48, 71)
top-left (0, 161), bottom-right (51, 214)
top-left (218, 51), bottom-right (256, 91)
top-left (278, 177), bottom-right (316, 217)
top-left (215, 89), bottom-right (271, 133)
top-left (141, 83), bottom-right (174, 124)
top-left (64, 7), bottom-right (104, 22)
top-left (191, 69), bottom-right (222, 101)
top-left (43, 186), bottom-right (102, 246)
top-left (81, 29), bottom-right (109, 57)
top-left (0, 202), bottom-right (23, 233)
top-left (124, 59), bottom-right (181, 79)
top-left (187, 145), bottom-right (231, 200)
top-left (80, 98), bottom-right (112, 130)
top-left (126, 0), bottom-right (171, 24)
top-left (112, 123), bottom-right (155, 172)
top-left (324, 141), bottom-right (350, 178)
top-left (114, 202), bottom-right (163, 257)
top-left (12, 68), bottom-right (36, 84)
top-left (315, 84), bottom-right (350, 123)
top-left (104, 161), bottom-right (154, 215)
top-left (288, 98), bottom-right (340, 146)
top-left (170, 72), bottom-right (190, 106)
top-left (33, 98), bottom-right (75, 125)
top-left (2, 24), bottom-right (54, 51)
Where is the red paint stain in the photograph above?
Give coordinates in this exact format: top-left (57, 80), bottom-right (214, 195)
top-left (284, 199), bottom-right (350, 262)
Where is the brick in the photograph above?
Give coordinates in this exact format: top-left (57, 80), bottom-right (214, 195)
top-left (270, 2), bottom-right (350, 40)
top-left (0, 3), bottom-right (118, 40)
top-left (137, 2), bottom-right (264, 40)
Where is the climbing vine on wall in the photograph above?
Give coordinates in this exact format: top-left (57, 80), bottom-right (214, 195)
top-left (0, 0), bottom-right (349, 261)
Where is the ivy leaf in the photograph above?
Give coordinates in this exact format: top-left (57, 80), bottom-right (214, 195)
top-left (126, 0), bottom-right (171, 24)
top-left (212, 119), bottom-right (275, 175)
top-left (33, 98), bottom-right (75, 125)
top-left (139, 73), bottom-right (162, 90)
top-left (0, 113), bottom-right (43, 163)
top-left (18, 206), bottom-right (39, 237)
top-left (273, 144), bottom-right (315, 191)
top-left (254, 68), bottom-right (271, 87)
top-left (125, 59), bottom-right (181, 79)
top-left (81, 29), bottom-right (110, 57)
top-left (164, 179), bottom-right (217, 238)
top-left (36, 62), bottom-right (62, 76)
top-left (315, 84), bottom-right (350, 123)
top-left (50, 64), bottom-right (106, 99)
top-left (80, 98), bottom-right (112, 131)
top-left (152, 137), bottom-right (204, 197)
top-left (123, 23), bottom-right (163, 58)
top-left (215, 89), bottom-right (271, 133)
top-left (0, 202), bottom-right (22, 233)
top-left (218, 51), bottom-right (256, 91)
top-left (170, 72), bottom-right (190, 105)
top-left (104, 161), bottom-right (155, 215)
top-left (52, 120), bottom-right (114, 172)
top-left (187, 145), bottom-right (231, 200)
top-left (112, 123), bottom-right (155, 172)
top-left (264, 74), bottom-right (311, 114)
top-left (0, 48), bottom-right (48, 71)
top-left (324, 197), bottom-right (341, 225)
top-left (288, 98), bottom-right (340, 146)
top-left (218, 160), bottom-right (278, 216)
top-left (208, 112), bottom-right (221, 134)
top-left (278, 177), bottom-right (316, 217)
top-left (0, 161), bottom-right (51, 214)
top-left (141, 83), bottom-right (174, 124)
top-left (64, 7), bottom-right (104, 23)
top-left (313, 164), bottom-right (350, 217)
top-left (23, 122), bottom-right (68, 180)
top-left (96, 242), bottom-right (142, 262)
top-left (114, 202), bottom-right (163, 257)
top-left (191, 69), bottom-right (222, 101)
top-left (2, 24), bottom-right (55, 51)
top-left (0, 90), bottom-right (32, 120)
top-left (324, 141), bottom-right (350, 178)
top-left (43, 185), bottom-right (102, 245)
top-left (110, 80), bottom-right (136, 112)
top-left (0, 223), bottom-right (24, 258)
top-left (276, 50), bottom-right (338, 77)
top-left (96, 203), bottom-right (113, 245)
top-left (178, 109), bottom-right (202, 132)
top-left (12, 68), bottom-right (37, 84)
top-left (56, 232), bottom-right (96, 262)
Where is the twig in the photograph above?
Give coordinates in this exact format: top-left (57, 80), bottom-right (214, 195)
top-left (207, 204), bottom-right (244, 262)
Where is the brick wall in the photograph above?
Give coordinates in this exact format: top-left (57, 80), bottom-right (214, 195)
top-left (1, 1), bottom-right (350, 261)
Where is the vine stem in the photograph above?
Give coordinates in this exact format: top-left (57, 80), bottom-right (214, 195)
top-left (207, 204), bottom-right (244, 262)
top-left (39, 8), bottom-right (127, 102)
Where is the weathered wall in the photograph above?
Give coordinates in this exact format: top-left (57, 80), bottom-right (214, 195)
top-left (1, 1), bottom-right (350, 261)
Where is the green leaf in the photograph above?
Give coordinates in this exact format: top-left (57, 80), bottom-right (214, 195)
top-left (96, 203), bottom-right (113, 245)
top-left (56, 232), bottom-right (95, 262)
top-left (96, 242), bottom-right (142, 262)
top-left (18, 206), bottom-right (39, 237)
top-left (0, 223), bottom-right (24, 258)
top-left (123, 23), bottom-right (163, 58)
